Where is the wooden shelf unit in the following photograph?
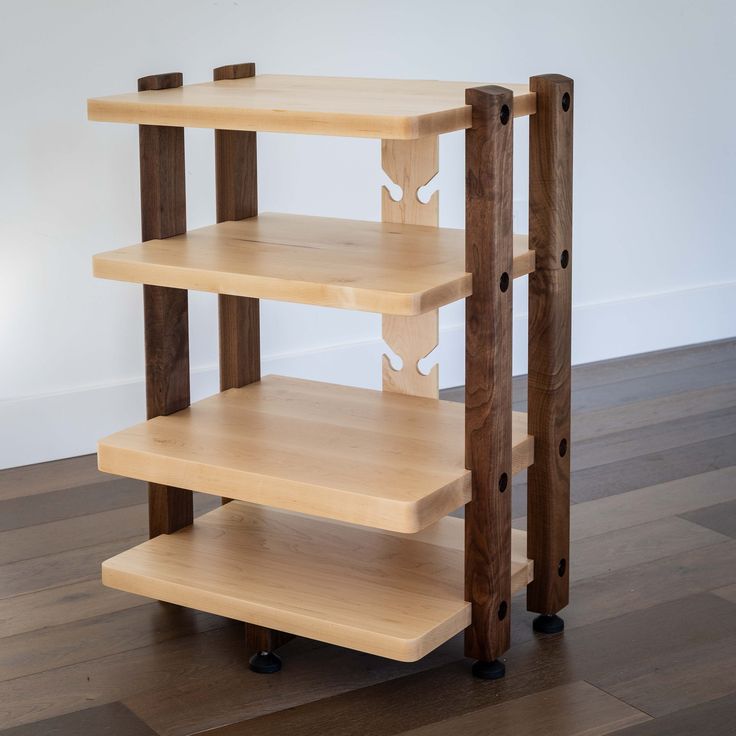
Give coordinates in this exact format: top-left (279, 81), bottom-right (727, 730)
top-left (89, 66), bottom-right (573, 679)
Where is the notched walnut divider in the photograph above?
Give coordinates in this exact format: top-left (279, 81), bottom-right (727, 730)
top-left (89, 70), bottom-right (571, 678)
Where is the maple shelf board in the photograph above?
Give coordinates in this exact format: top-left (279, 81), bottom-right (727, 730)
top-left (92, 213), bottom-right (534, 316)
top-left (102, 501), bottom-right (533, 661)
top-left (87, 74), bottom-right (535, 139)
top-left (97, 375), bottom-right (534, 534)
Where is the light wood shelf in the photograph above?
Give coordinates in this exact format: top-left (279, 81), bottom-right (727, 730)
top-left (102, 500), bottom-right (533, 661)
top-left (93, 213), bottom-right (533, 315)
top-left (98, 375), bottom-right (534, 534)
top-left (88, 74), bottom-right (535, 139)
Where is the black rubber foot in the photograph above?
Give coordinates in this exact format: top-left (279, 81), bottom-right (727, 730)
top-left (471, 659), bottom-right (506, 680)
top-left (248, 651), bottom-right (282, 674)
top-left (533, 614), bottom-right (565, 635)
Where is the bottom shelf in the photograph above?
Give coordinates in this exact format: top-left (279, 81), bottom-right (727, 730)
top-left (102, 501), bottom-right (533, 662)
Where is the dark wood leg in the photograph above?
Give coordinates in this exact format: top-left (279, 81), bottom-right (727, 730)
top-left (245, 626), bottom-right (295, 674)
top-left (213, 62), bottom-right (260, 491)
top-left (464, 85), bottom-right (514, 677)
top-left (213, 62), bottom-right (292, 669)
top-left (527, 74), bottom-right (574, 630)
top-left (138, 72), bottom-right (192, 538)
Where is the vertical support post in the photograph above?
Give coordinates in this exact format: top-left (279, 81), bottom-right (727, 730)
top-left (213, 63), bottom-right (290, 673)
top-left (526, 75), bottom-right (573, 633)
top-left (214, 63), bottom-right (260, 394)
top-left (214, 63), bottom-right (259, 503)
top-left (139, 72), bottom-right (193, 538)
top-left (464, 86), bottom-right (514, 679)
top-left (381, 136), bottom-right (440, 399)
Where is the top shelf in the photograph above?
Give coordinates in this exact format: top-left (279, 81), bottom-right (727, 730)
top-left (87, 74), bottom-right (536, 139)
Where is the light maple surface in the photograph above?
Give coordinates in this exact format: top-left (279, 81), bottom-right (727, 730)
top-left (101, 500), bottom-right (533, 662)
top-left (88, 75), bottom-right (535, 138)
top-left (93, 213), bottom-right (533, 315)
top-left (380, 136), bottom-right (441, 397)
top-left (97, 375), bottom-right (534, 533)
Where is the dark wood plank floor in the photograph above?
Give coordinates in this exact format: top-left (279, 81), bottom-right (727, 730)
top-left (0, 339), bottom-right (734, 735)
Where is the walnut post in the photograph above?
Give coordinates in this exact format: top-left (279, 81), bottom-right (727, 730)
top-left (213, 63), bottom-right (260, 394)
top-left (213, 63), bottom-right (291, 669)
top-left (213, 62), bottom-right (260, 508)
top-left (464, 86), bottom-right (514, 674)
top-left (526, 75), bottom-right (573, 624)
top-left (139, 72), bottom-right (193, 538)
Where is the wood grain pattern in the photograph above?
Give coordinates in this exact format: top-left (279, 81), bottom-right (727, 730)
top-left (400, 681), bottom-right (650, 736)
top-left (243, 626), bottom-right (293, 657)
top-left (604, 693), bottom-right (736, 736)
top-left (0, 477), bottom-right (144, 533)
top-left (382, 311), bottom-right (439, 398)
top-left (97, 375), bottom-right (534, 534)
top-left (562, 538), bottom-right (736, 634)
top-left (137, 72), bottom-right (192, 539)
top-left (0, 454), bottom-right (104, 502)
top-left (381, 136), bottom-right (439, 227)
top-left (88, 75), bottom-right (536, 139)
top-left (604, 628), bottom-right (736, 721)
top-left (0, 537), bottom-right (144, 599)
top-left (464, 85), bottom-right (514, 662)
top-left (0, 595), bottom-right (225, 681)
top-left (93, 213), bottom-right (534, 315)
top-left (213, 63), bottom-right (260, 393)
top-left (101, 501), bottom-right (533, 662)
top-left (681, 498), bottom-right (736, 539)
top-left (121, 631), bottom-right (461, 736)
top-left (193, 594), bottom-right (736, 736)
top-left (0, 578), bottom-right (142, 640)
top-left (381, 136), bottom-right (441, 398)
top-left (526, 74), bottom-right (574, 616)
top-left (213, 62), bottom-right (279, 653)
top-left (138, 73), bottom-right (187, 244)
top-left (0, 702), bottom-right (158, 736)
top-left (2, 339), bottom-right (734, 734)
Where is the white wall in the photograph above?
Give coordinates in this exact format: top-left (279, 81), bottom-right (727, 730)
top-left (1, 0), bottom-right (734, 468)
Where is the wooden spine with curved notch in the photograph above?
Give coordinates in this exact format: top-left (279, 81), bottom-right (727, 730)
top-left (381, 136), bottom-right (440, 398)
top-left (464, 85), bottom-right (514, 662)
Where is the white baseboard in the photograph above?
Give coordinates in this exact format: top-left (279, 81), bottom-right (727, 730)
top-left (2, 280), bottom-right (734, 470)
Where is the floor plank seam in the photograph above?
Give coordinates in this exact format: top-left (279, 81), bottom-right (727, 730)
top-left (584, 680), bottom-right (657, 721)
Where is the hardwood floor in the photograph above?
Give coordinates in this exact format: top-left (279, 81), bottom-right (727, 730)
top-left (0, 338), bottom-right (734, 735)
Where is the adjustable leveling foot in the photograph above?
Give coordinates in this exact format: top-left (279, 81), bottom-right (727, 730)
top-left (533, 614), bottom-right (565, 634)
top-left (249, 651), bottom-right (282, 674)
top-left (471, 659), bottom-right (506, 680)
